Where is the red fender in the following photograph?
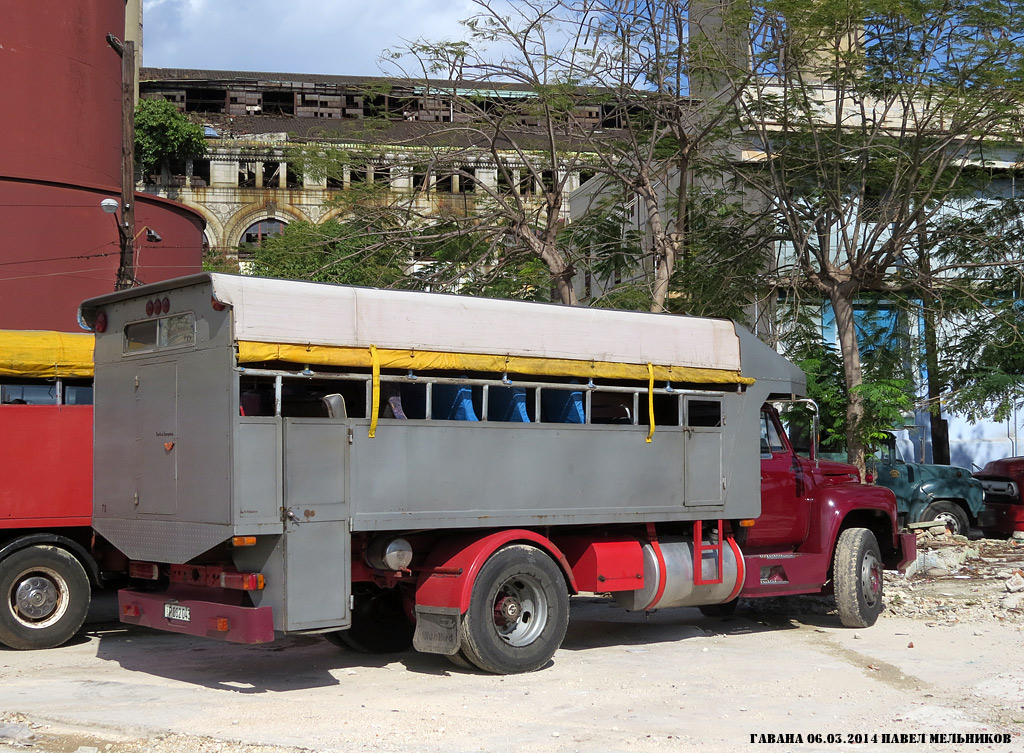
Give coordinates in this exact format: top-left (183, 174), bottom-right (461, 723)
top-left (415, 530), bottom-right (578, 613)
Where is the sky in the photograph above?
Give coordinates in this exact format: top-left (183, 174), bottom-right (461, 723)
top-left (141, 0), bottom-right (479, 76)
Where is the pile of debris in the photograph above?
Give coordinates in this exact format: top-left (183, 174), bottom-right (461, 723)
top-left (883, 521), bottom-right (1024, 624)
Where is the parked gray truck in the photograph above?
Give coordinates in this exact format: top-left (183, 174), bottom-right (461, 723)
top-left (79, 274), bottom-right (913, 674)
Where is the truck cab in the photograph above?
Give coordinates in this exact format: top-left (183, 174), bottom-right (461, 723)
top-left (869, 431), bottom-right (985, 536)
top-left (973, 457), bottom-right (1024, 536)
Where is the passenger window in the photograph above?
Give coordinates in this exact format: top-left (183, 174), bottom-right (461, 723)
top-left (652, 393), bottom-right (680, 426)
top-left (540, 387), bottom-right (585, 423)
top-left (591, 392), bottom-right (632, 424)
top-left (1, 382), bottom-right (57, 405)
top-left (687, 400), bottom-right (721, 428)
top-left (64, 383), bottom-right (94, 405)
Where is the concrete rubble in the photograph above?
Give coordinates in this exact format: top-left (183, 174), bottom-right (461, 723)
top-left (884, 522), bottom-right (1024, 623)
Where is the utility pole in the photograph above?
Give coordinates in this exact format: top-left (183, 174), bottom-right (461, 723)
top-left (107, 34), bottom-right (136, 290)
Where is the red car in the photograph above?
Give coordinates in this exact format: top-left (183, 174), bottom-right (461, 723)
top-left (973, 457), bottom-right (1024, 536)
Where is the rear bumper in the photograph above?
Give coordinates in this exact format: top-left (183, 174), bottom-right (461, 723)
top-left (118, 587), bottom-right (275, 644)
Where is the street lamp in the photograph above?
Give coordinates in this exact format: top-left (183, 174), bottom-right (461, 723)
top-left (101, 198), bottom-right (161, 289)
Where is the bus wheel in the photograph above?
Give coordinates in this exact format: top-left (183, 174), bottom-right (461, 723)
top-left (323, 584), bottom-right (414, 654)
top-left (0, 545), bottom-right (91, 650)
top-left (922, 501), bottom-right (969, 537)
top-left (833, 528), bottom-right (883, 628)
top-left (459, 544), bottom-right (568, 674)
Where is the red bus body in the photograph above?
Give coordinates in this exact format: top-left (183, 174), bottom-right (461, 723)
top-left (1, 405), bottom-right (93, 528)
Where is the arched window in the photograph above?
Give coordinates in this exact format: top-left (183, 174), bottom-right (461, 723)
top-left (241, 218), bottom-right (286, 246)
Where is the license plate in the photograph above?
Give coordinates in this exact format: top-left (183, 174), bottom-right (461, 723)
top-left (164, 603), bottom-right (190, 622)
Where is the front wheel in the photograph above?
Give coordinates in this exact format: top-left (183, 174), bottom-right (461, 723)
top-left (921, 501), bottom-right (970, 537)
top-left (0, 545), bottom-right (91, 650)
top-left (699, 598), bottom-right (738, 617)
top-left (833, 528), bottom-right (883, 628)
top-left (459, 544), bottom-right (569, 674)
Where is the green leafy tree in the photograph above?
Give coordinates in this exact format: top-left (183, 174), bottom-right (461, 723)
top-left (134, 98), bottom-right (207, 177)
top-left (247, 218), bottom-right (407, 288)
top-left (714, 0), bottom-right (1024, 471)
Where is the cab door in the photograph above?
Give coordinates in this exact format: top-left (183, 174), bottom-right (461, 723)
top-left (748, 408), bottom-right (811, 548)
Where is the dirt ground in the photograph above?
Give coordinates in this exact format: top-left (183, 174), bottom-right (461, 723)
top-left (1, 534), bottom-right (1022, 753)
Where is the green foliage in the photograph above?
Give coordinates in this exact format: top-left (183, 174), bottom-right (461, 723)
top-left (247, 220), bottom-right (407, 288)
top-left (780, 310), bottom-right (913, 456)
top-left (134, 99), bottom-right (207, 176)
top-left (667, 191), bottom-right (773, 325)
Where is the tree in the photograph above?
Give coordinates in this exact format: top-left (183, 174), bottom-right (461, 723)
top-left (247, 216), bottom-right (408, 288)
top-left (716, 0), bottom-right (1024, 471)
top-left (134, 98), bottom-right (207, 177)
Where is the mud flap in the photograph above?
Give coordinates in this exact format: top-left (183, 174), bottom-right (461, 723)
top-left (412, 605), bottom-right (461, 655)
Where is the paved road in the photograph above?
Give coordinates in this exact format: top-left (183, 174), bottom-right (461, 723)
top-left (1, 596), bottom-right (1021, 753)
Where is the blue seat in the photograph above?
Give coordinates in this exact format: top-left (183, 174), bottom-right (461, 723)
top-left (542, 388), bottom-right (584, 424)
top-left (488, 387), bottom-right (530, 422)
top-left (432, 384), bottom-right (479, 421)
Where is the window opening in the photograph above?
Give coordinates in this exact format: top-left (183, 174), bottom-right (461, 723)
top-left (687, 399), bottom-right (722, 428)
top-left (540, 386), bottom-right (585, 424)
top-left (124, 313), bottom-right (196, 354)
top-left (760, 412), bottom-right (785, 455)
top-left (652, 393), bottom-right (680, 426)
top-left (262, 91), bottom-right (295, 116)
top-left (1, 381), bottom-right (58, 405)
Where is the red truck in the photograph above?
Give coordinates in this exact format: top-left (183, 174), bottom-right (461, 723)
top-left (0, 329), bottom-right (124, 650)
top-left (974, 457), bottom-right (1024, 536)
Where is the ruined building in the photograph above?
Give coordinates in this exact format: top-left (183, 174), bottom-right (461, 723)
top-left (138, 68), bottom-right (613, 265)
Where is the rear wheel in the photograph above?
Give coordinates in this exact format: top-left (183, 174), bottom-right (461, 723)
top-left (459, 544), bottom-right (568, 674)
top-left (833, 528), bottom-right (883, 628)
top-left (921, 501), bottom-right (970, 537)
top-left (323, 584), bottom-right (414, 654)
top-left (0, 545), bottom-right (91, 650)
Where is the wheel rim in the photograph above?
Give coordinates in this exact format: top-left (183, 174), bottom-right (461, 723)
top-left (491, 573), bottom-right (548, 647)
top-left (932, 511), bottom-right (961, 535)
top-left (9, 566), bottom-right (69, 629)
top-left (860, 550), bottom-right (882, 609)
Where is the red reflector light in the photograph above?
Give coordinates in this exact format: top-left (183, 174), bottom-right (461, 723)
top-left (129, 561), bottom-right (160, 580)
top-left (866, 473), bottom-right (875, 484)
top-left (146, 300), bottom-right (154, 316)
top-left (123, 603), bottom-right (141, 618)
top-left (208, 617), bottom-right (230, 632)
top-left (94, 311), bottom-right (108, 333)
top-left (162, 297), bottom-right (171, 314)
top-left (211, 297), bottom-right (226, 311)
top-left (220, 572), bottom-right (265, 591)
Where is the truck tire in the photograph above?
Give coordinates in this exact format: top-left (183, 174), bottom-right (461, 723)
top-left (833, 528), bottom-right (883, 628)
top-left (0, 545), bottom-right (91, 650)
top-left (921, 501), bottom-right (970, 537)
top-left (323, 584), bottom-right (414, 654)
top-left (699, 598), bottom-right (738, 617)
top-left (458, 544), bottom-right (569, 674)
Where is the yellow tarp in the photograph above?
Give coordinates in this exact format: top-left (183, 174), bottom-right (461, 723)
top-left (0, 330), bottom-right (95, 379)
top-left (237, 341), bottom-right (754, 385)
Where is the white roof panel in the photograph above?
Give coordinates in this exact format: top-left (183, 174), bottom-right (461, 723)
top-left (209, 274), bottom-right (742, 372)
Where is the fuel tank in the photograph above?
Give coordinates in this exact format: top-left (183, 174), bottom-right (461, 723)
top-left (613, 537), bottom-right (744, 611)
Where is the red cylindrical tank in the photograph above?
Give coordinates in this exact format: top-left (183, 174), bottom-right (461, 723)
top-left (0, 0), bottom-right (204, 332)
top-left (0, 1), bottom-right (122, 188)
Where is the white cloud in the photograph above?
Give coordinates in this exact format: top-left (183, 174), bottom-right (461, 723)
top-left (141, 0), bottom-right (479, 75)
